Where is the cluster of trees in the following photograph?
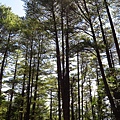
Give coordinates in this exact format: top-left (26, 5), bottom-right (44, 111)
top-left (0, 0), bottom-right (120, 120)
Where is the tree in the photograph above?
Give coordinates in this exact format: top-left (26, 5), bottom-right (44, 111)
top-left (0, 5), bottom-right (21, 97)
top-left (104, 0), bottom-right (120, 63)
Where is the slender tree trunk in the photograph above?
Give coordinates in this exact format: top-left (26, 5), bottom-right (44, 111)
top-left (77, 51), bottom-right (80, 120)
top-left (75, 104), bottom-right (78, 120)
top-left (81, 78), bottom-right (84, 120)
top-left (31, 66), bottom-right (38, 120)
top-left (81, 57), bottom-right (84, 120)
top-left (96, 63), bottom-right (102, 120)
top-left (24, 38), bottom-right (33, 120)
top-left (104, 0), bottom-right (120, 63)
top-left (6, 54), bottom-right (18, 120)
top-left (60, 1), bottom-right (64, 120)
top-left (88, 77), bottom-right (95, 120)
top-left (50, 89), bottom-right (53, 120)
top-left (0, 33), bottom-right (11, 96)
top-left (71, 77), bottom-right (75, 120)
top-left (110, 50), bottom-right (115, 68)
top-left (20, 73), bottom-right (26, 120)
top-left (80, 56), bottom-right (87, 120)
top-left (96, 4), bottom-right (112, 68)
top-left (85, 101), bottom-right (89, 119)
top-left (64, 10), bottom-right (70, 120)
top-left (31, 39), bottom-right (41, 120)
top-left (30, 56), bottom-right (35, 105)
top-left (20, 46), bottom-right (28, 120)
top-left (51, 2), bottom-right (63, 120)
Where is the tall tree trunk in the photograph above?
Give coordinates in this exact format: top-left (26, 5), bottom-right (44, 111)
top-left (24, 38), bottom-right (33, 120)
top-left (81, 56), bottom-right (84, 120)
top-left (104, 0), bottom-right (120, 63)
top-left (85, 101), bottom-right (89, 119)
top-left (20, 73), bottom-right (26, 120)
top-left (71, 77), bottom-right (75, 120)
top-left (31, 39), bottom-right (41, 120)
top-left (0, 33), bottom-right (11, 97)
top-left (6, 54), bottom-right (18, 120)
top-left (81, 78), bottom-right (84, 120)
top-left (110, 50), bottom-right (115, 67)
top-left (61, 1), bottom-right (65, 120)
top-left (30, 56), bottom-right (35, 105)
top-left (63, 10), bottom-right (70, 120)
top-left (88, 77), bottom-right (95, 120)
top-left (51, 2), bottom-right (63, 120)
top-left (77, 51), bottom-right (80, 120)
top-left (96, 4), bottom-right (112, 68)
top-left (60, 1), bottom-right (65, 119)
top-left (50, 89), bottom-right (53, 120)
top-left (96, 63), bottom-right (102, 120)
top-left (20, 46), bottom-right (28, 120)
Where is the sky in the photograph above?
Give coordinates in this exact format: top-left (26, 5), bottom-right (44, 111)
top-left (0, 0), bottom-right (25, 17)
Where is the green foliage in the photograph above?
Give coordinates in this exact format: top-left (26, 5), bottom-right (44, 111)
top-left (0, 96), bottom-right (7, 120)
top-left (0, 5), bottom-right (22, 32)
